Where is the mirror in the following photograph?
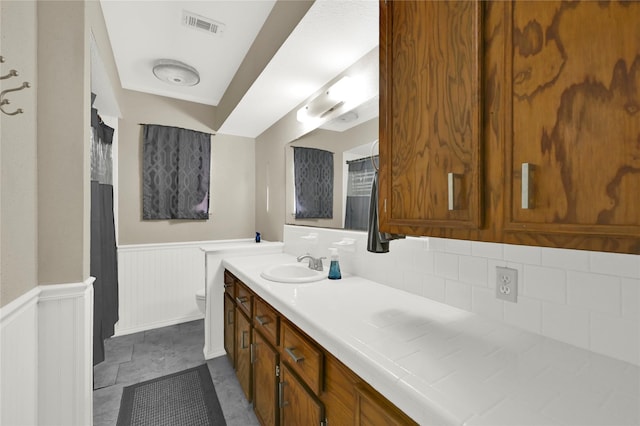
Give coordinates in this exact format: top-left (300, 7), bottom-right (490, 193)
top-left (285, 97), bottom-right (379, 230)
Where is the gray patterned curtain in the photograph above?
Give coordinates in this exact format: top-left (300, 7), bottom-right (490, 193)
top-left (142, 124), bottom-right (211, 220)
top-left (293, 147), bottom-right (333, 219)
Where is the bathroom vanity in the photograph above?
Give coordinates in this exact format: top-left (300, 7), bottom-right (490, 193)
top-left (223, 268), bottom-right (415, 425)
top-left (222, 252), bottom-right (640, 426)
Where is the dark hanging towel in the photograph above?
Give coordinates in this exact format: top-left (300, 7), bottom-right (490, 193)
top-left (91, 94), bottom-right (119, 366)
top-left (367, 170), bottom-right (404, 253)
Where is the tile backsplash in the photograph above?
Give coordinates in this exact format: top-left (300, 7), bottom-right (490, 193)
top-left (283, 225), bottom-right (640, 366)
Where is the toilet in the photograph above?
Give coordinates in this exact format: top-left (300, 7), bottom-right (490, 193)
top-left (195, 288), bottom-right (206, 314)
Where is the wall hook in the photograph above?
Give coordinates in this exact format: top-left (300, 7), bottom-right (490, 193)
top-left (0, 55), bottom-right (31, 116)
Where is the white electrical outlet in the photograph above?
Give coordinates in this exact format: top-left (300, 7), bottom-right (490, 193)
top-left (496, 266), bottom-right (518, 303)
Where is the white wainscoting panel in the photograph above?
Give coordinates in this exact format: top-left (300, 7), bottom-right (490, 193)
top-left (0, 287), bottom-right (39, 426)
top-left (38, 279), bottom-right (94, 426)
top-left (116, 242), bottom-right (208, 336)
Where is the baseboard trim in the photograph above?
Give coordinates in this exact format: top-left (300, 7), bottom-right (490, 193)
top-left (114, 313), bottom-right (204, 337)
top-left (204, 348), bottom-right (227, 360)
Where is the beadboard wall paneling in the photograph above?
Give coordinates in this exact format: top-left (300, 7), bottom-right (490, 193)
top-left (116, 243), bottom-right (206, 336)
top-left (0, 287), bottom-right (39, 426)
top-left (38, 280), bottom-right (94, 426)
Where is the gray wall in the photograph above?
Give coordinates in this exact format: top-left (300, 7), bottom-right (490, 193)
top-left (1, 0), bottom-right (38, 306)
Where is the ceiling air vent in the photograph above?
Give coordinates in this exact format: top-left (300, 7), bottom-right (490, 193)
top-left (182, 10), bottom-right (226, 36)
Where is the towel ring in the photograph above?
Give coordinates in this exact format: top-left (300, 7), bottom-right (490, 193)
top-left (370, 139), bottom-right (379, 171)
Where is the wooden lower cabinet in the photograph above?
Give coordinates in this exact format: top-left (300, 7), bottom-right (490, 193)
top-left (355, 383), bottom-right (416, 426)
top-left (235, 308), bottom-right (252, 402)
top-left (223, 293), bottom-right (235, 366)
top-left (280, 362), bottom-right (325, 426)
top-left (224, 271), bottom-right (416, 425)
top-left (252, 329), bottom-right (279, 426)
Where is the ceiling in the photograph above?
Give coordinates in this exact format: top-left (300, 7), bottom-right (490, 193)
top-left (100, 0), bottom-right (379, 138)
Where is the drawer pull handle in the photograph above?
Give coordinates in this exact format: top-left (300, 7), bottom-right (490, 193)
top-left (235, 296), bottom-right (248, 306)
top-left (241, 330), bottom-right (249, 349)
top-left (285, 347), bottom-right (305, 363)
top-left (226, 310), bottom-right (233, 325)
top-left (255, 315), bottom-right (269, 326)
top-left (521, 163), bottom-right (534, 209)
top-left (223, 283), bottom-right (232, 288)
top-left (279, 381), bottom-right (288, 408)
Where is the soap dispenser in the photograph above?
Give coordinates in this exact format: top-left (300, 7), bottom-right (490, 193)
top-left (328, 248), bottom-right (341, 280)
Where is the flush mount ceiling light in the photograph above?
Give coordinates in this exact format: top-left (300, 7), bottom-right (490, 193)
top-left (152, 59), bottom-right (200, 87)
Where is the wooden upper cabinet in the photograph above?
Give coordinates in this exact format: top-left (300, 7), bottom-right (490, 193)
top-left (504, 1), bottom-right (640, 253)
top-left (379, 0), bottom-right (483, 234)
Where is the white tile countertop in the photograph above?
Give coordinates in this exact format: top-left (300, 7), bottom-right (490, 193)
top-left (223, 253), bottom-right (640, 425)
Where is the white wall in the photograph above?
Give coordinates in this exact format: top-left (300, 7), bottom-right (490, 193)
top-left (283, 225), bottom-right (640, 366)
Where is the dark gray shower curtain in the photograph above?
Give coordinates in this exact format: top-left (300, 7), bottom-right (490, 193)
top-left (91, 96), bottom-right (119, 366)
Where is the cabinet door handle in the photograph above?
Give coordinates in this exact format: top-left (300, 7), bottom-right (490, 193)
top-left (255, 315), bottom-right (269, 326)
top-left (241, 330), bottom-right (249, 349)
top-left (279, 381), bottom-right (288, 408)
top-left (226, 310), bottom-right (233, 325)
top-left (448, 173), bottom-right (456, 211)
top-left (521, 163), bottom-right (533, 209)
top-left (250, 342), bottom-right (255, 364)
top-left (285, 347), bottom-right (305, 363)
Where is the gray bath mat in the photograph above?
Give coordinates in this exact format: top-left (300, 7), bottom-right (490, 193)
top-left (116, 364), bottom-right (226, 426)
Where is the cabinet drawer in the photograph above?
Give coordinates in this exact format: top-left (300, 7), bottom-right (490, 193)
top-left (224, 270), bottom-right (236, 297)
top-left (281, 321), bottom-right (323, 395)
top-left (235, 280), bottom-right (253, 318)
top-left (254, 298), bottom-right (279, 347)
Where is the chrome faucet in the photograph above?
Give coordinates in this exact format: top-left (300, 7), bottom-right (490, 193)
top-left (296, 253), bottom-right (326, 271)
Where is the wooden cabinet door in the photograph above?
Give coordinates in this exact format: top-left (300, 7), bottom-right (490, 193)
top-left (505, 1), bottom-right (640, 253)
top-left (252, 330), bottom-right (279, 426)
top-left (235, 308), bottom-right (252, 402)
top-left (223, 293), bottom-right (235, 366)
top-left (279, 363), bottom-right (325, 426)
top-left (354, 384), bottom-right (417, 426)
top-left (379, 0), bottom-right (483, 235)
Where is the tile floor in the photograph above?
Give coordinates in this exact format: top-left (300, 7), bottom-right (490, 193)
top-left (93, 320), bottom-right (259, 426)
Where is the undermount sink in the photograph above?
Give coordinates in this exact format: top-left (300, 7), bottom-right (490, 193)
top-left (260, 262), bottom-right (328, 283)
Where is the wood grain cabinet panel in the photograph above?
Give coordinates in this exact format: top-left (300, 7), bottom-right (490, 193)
top-left (235, 308), bottom-right (252, 402)
top-left (504, 0), bottom-right (640, 253)
top-left (355, 383), bottom-right (418, 426)
top-left (378, 0), bottom-right (640, 253)
top-left (223, 293), bottom-right (235, 367)
top-left (236, 281), bottom-right (253, 318)
top-left (252, 330), bottom-right (279, 426)
top-left (254, 297), bottom-right (280, 347)
top-left (379, 0), bottom-right (483, 234)
top-left (223, 270), bottom-right (235, 297)
top-left (280, 363), bottom-right (325, 426)
top-left (281, 321), bottom-right (323, 395)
